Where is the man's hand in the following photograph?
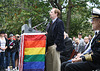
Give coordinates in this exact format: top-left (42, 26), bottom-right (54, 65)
top-left (1, 48), bottom-right (6, 51)
top-left (74, 53), bottom-right (83, 59)
top-left (72, 57), bottom-right (82, 63)
top-left (10, 46), bottom-right (13, 49)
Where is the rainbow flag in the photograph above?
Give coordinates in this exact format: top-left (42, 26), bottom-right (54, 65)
top-left (19, 33), bottom-right (46, 71)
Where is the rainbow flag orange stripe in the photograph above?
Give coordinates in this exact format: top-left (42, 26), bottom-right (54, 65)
top-left (24, 40), bottom-right (46, 48)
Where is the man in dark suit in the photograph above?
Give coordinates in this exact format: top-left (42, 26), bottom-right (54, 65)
top-left (46, 8), bottom-right (65, 71)
top-left (60, 32), bottom-right (74, 63)
top-left (61, 8), bottom-right (100, 71)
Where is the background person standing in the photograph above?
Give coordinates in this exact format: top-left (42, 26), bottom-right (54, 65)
top-left (6, 34), bottom-right (16, 70)
top-left (0, 30), bottom-right (8, 71)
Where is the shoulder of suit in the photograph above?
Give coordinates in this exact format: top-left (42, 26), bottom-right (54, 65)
top-left (57, 18), bottom-right (62, 22)
top-left (56, 18), bottom-right (63, 24)
top-left (96, 35), bottom-right (100, 43)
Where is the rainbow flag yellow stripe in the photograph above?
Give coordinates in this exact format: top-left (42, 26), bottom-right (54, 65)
top-left (24, 47), bottom-right (45, 55)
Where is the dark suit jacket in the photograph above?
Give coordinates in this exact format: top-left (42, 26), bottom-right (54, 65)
top-left (60, 37), bottom-right (74, 63)
top-left (47, 18), bottom-right (65, 51)
top-left (91, 31), bottom-right (100, 64)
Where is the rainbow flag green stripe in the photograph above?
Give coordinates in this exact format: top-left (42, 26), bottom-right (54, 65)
top-left (24, 55), bottom-right (45, 62)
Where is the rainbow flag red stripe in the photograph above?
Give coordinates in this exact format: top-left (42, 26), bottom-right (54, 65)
top-left (19, 33), bottom-right (46, 71)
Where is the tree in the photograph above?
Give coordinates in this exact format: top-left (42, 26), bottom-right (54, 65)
top-left (0, 0), bottom-right (51, 35)
top-left (0, 0), bottom-right (100, 37)
top-left (66, 0), bottom-right (72, 34)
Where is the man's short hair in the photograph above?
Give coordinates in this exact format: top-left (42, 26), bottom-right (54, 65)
top-left (78, 33), bottom-right (82, 35)
top-left (0, 30), bottom-right (5, 34)
top-left (53, 8), bottom-right (61, 17)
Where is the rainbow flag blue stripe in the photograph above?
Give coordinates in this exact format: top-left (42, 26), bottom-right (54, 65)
top-left (23, 62), bottom-right (45, 69)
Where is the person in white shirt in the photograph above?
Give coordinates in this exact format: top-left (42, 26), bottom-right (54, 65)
top-left (0, 30), bottom-right (7, 70)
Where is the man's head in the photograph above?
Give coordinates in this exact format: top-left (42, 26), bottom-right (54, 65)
top-left (64, 32), bottom-right (69, 39)
top-left (4, 33), bottom-right (7, 38)
top-left (78, 33), bottom-right (82, 39)
top-left (84, 36), bottom-right (89, 44)
top-left (75, 38), bottom-right (80, 44)
top-left (9, 34), bottom-right (13, 40)
top-left (88, 34), bottom-right (92, 41)
top-left (49, 8), bottom-right (61, 20)
top-left (92, 8), bottom-right (100, 30)
top-left (0, 30), bottom-right (5, 37)
top-left (15, 34), bottom-right (20, 40)
top-left (73, 37), bottom-right (76, 41)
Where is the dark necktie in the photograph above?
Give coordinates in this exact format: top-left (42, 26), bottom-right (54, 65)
top-left (51, 21), bottom-right (53, 24)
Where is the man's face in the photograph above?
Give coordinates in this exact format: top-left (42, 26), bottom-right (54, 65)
top-left (10, 36), bottom-right (13, 40)
top-left (17, 36), bottom-right (20, 40)
top-left (78, 35), bottom-right (82, 39)
top-left (5, 34), bottom-right (7, 38)
top-left (92, 18), bottom-right (100, 30)
top-left (1, 34), bottom-right (5, 37)
top-left (88, 35), bottom-right (92, 40)
top-left (49, 9), bottom-right (57, 20)
top-left (84, 37), bottom-right (89, 44)
top-left (73, 37), bottom-right (75, 41)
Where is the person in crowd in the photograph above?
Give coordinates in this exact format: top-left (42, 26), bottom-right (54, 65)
top-left (78, 36), bottom-right (89, 53)
top-left (77, 33), bottom-right (85, 53)
top-left (74, 38), bottom-right (80, 53)
top-left (4, 33), bottom-right (8, 39)
top-left (0, 30), bottom-right (8, 71)
top-left (60, 32), bottom-right (74, 63)
top-left (78, 33), bottom-right (85, 45)
top-left (61, 8), bottom-right (100, 71)
top-left (82, 30), bottom-right (99, 55)
top-left (6, 34), bottom-right (16, 70)
top-left (70, 31), bottom-right (99, 62)
top-left (15, 34), bottom-right (20, 70)
top-left (46, 8), bottom-right (65, 71)
top-left (72, 37), bottom-right (76, 45)
top-left (88, 34), bottom-right (92, 41)
top-left (83, 36), bottom-right (89, 49)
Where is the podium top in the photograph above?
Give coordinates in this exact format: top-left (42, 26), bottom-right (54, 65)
top-left (21, 33), bottom-right (46, 35)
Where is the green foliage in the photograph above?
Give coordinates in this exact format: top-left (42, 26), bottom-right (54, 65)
top-left (62, 0), bottom-right (99, 37)
top-left (0, 0), bottom-right (100, 37)
top-left (0, 0), bottom-right (51, 35)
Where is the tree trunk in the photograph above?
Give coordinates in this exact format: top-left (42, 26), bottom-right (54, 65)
top-left (66, 0), bottom-right (72, 34)
top-left (49, 0), bottom-right (62, 19)
top-left (59, 8), bottom-right (62, 19)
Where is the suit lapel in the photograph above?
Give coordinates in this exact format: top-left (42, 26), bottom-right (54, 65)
top-left (52, 18), bottom-right (58, 31)
top-left (91, 32), bottom-right (100, 47)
